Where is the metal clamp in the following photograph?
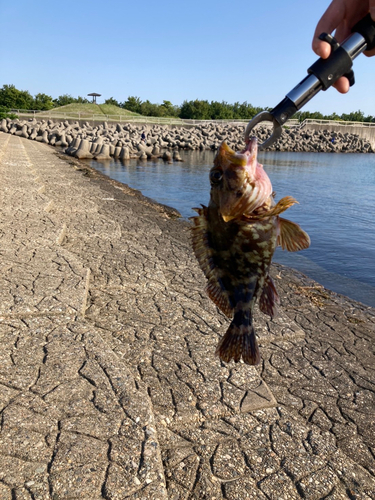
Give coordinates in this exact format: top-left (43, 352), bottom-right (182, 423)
top-left (244, 111), bottom-right (283, 150)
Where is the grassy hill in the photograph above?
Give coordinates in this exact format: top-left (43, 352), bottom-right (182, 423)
top-left (98, 103), bottom-right (140, 116)
top-left (37, 103), bottom-right (140, 119)
top-left (25, 102), bottom-right (184, 125)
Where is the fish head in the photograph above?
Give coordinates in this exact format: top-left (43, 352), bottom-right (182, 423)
top-left (209, 138), bottom-right (273, 222)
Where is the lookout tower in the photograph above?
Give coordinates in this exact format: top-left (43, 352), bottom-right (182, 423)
top-left (88, 92), bottom-right (101, 103)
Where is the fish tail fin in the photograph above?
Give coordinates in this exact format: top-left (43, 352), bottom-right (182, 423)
top-left (215, 314), bottom-right (260, 365)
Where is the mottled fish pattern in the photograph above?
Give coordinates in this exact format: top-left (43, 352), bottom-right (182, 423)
top-left (191, 139), bottom-right (310, 365)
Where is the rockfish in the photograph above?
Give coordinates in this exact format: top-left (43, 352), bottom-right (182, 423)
top-left (191, 138), bottom-right (310, 365)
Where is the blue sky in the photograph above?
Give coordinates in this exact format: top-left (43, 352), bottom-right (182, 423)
top-left (1, 0), bottom-right (374, 116)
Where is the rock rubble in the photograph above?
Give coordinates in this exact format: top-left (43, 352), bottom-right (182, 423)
top-left (1, 117), bottom-right (373, 158)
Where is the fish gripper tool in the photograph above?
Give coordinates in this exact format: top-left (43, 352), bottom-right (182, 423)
top-left (245, 13), bottom-right (375, 150)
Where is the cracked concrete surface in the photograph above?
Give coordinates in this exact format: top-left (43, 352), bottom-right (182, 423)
top-left (0, 133), bottom-right (374, 499)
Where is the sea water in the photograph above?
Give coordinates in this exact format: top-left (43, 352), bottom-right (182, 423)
top-left (91, 150), bottom-right (375, 307)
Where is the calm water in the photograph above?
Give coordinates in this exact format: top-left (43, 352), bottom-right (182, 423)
top-left (91, 150), bottom-right (375, 307)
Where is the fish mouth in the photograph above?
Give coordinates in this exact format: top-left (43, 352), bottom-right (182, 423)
top-left (243, 136), bottom-right (258, 156)
top-left (242, 136), bottom-right (258, 171)
top-left (219, 136), bottom-right (272, 222)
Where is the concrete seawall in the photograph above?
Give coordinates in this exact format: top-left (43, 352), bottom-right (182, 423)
top-left (1, 116), bottom-right (374, 155)
top-left (0, 133), bottom-right (374, 498)
top-left (301, 120), bottom-right (375, 149)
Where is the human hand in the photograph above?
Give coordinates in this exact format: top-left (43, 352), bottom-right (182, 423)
top-left (312, 0), bottom-right (375, 93)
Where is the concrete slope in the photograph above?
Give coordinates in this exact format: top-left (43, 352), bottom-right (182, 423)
top-left (0, 133), bottom-right (374, 499)
top-left (0, 134), bottom-right (167, 499)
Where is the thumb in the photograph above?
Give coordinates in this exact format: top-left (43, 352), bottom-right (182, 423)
top-left (312, 0), bottom-right (345, 58)
top-left (364, 0), bottom-right (375, 56)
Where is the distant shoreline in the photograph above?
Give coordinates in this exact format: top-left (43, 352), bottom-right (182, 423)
top-left (1, 116), bottom-right (374, 155)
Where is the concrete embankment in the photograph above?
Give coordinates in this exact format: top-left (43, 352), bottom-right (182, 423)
top-left (303, 121), bottom-right (375, 150)
top-left (0, 133), bottom-right (375, 498)
top-left (1, 116), bottom-right (374, 159)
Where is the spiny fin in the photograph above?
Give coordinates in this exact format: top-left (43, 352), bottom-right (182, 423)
top-left (259, 275), bottom-right (279, 318)
top-left (190, 205), bottom-right (212, 278)
top-left (222, 214), bottom-right (235, 222)
top-left (244, 196), bottom-right (298, 220)
top-left (215, 319), bottom-right (260, 365)
top-left (206, 282), bottom-right (233, 318)
top-left (261, 196), bottom-right (298, 217)
top-left (278, 217), bottom-right (311, 252)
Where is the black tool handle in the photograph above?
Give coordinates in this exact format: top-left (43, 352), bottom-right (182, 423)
top-left (307, 41), bottom-right (353, 90)
top-left (308, 13), bottom-right (375, 90)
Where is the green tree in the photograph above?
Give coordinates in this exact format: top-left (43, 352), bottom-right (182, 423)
top-left (76, 96), bottom-right (90, 104)
top-left (33, 93), bottom-right (54, 110)
top-left (140, 100), bottom-right (165, 117)
top-left (53, 94), bottom-right (89, 106)
top-left (104, 97), bottom-right (120, 106)
top-left (340, 110), bottom-right (365, 122)
top-left (161, 100), bottom-right (178, 117)
top-left (326, 112), bottom-right (341, 121)
top-left (179, 100), bottom-right (211, 120)
top-left (0, 105), bottom-right (18, 119)
top-left (0, 84), bottom-right (34, 109)
top-left (232, 101), bottom-right (262, 119)
top-left (209, 101), bottom-right (233, 120)
top-left (122, 96), bottom-right (142, 113)
top-left (53, 94), bottom-right (76, 107)
top-left (295, 110), bottom-right (325, 122)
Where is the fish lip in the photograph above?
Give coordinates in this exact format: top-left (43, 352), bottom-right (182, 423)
top-left (247, 136), bottom-right (258, 151)
top-left (241, 136), bottom-right (259, 174)
top-left (242, 136), bottom-right (258, 157)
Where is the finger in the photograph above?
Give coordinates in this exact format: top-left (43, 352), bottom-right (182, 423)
top-left (370, 0), bottom-right (375, 21)
top-left (333, 76), bottom-right (350, 93)
top-left (312, 0), bottom-right (345, 56)
top-left (363, 0), bottom-right (375, 56)
top-left (334, 24), bottom-right (351, 44)
top-left (364, 46), bottom-right (375, 57)
top-left (314, 40), bottom-right (332, 59)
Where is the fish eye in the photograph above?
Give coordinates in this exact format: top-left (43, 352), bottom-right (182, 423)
top-left (210, 169), bottom-right (223, 184)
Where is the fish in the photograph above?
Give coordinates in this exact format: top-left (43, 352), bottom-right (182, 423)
top-left (191, 138), bottom-right (310, 365)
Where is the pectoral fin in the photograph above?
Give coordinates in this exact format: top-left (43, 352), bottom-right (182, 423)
top-left (206, 282), bottom-right (233, 318)
top-left (245, 196), bottom-right (298, 220)
top-left (191, 206), bottom-right (233, 318)
top-left (259, 275), bottom-right (279, 318)
top-left (278, 218), bottom-right (310, 252)
top-left (191, 206), bottom-right (212, 277)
